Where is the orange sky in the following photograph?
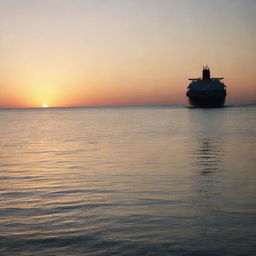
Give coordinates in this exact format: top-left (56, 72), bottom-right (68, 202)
top-left (0, 0), bottom-right (255, 108)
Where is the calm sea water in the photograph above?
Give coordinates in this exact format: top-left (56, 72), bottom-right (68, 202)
top-left (0, 105), bottom-right (255, 256)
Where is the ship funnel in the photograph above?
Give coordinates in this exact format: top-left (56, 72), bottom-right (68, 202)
top-left (202, 65), bottom-right (211, 80)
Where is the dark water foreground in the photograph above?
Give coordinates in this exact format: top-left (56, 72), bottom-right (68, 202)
top-left (0, 105), bottom-right (255, 256)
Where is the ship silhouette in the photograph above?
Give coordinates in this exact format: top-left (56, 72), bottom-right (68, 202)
top-left (186, 66), bottom-right (226, 107)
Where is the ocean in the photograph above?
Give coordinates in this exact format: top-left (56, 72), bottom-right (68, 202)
top-left (0, 105), bottom-right (255, 256)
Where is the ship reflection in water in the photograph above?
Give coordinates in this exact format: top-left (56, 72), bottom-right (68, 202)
top-left (189, 136), bottom-right (228, 241)
top-left (193, 137), bottom-right (225, 175)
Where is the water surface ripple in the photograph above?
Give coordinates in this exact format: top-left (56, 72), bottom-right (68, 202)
top-left (0, 106), bottom-right (256, 255)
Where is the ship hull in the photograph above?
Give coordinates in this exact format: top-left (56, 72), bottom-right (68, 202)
top-left (187, 91), bottom-right (226, 108)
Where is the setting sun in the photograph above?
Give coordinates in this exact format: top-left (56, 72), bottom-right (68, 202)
top-left (42, 104), bottom-right (48, 108)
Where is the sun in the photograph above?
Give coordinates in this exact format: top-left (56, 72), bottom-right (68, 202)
top-left (42, 104), bottom-right (48, 108)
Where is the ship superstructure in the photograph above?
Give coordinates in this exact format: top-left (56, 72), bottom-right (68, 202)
top-left (186, 66), bottom-right (226, 107)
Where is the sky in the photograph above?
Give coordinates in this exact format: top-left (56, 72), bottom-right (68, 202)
top-left (0, 0), bottom-right (255, 108)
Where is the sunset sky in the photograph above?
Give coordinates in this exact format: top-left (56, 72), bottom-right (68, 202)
top-left (0, 0), bottom-right (255, 108)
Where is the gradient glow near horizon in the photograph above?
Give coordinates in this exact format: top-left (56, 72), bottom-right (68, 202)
top-left (0, 0), bottom-right (255, 108)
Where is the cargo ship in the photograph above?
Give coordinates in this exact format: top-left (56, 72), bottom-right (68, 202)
top-left (186, 66), bottom-right (226, 107)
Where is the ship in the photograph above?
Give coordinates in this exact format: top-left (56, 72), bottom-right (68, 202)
top-left (186, 66), bottom-right (226, 107)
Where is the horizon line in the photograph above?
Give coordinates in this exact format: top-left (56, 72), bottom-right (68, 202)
top-left (0, 103), bottom-right (186, 110)
top-left (0, 103), bottom-right (256, 110)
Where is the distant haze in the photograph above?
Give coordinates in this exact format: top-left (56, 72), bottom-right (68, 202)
top-left (0, 0), bottom-right (255, 108)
